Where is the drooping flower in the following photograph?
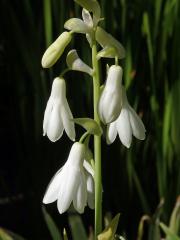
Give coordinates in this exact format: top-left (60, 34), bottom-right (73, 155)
top-left (43, 77), bottom-right (75, 142)
top-left (106, 86), bottom-right (146, 148)
top-left (43, 142), bottom-right (94, 214)
top-left (98, 65), bottom-right (123, 124)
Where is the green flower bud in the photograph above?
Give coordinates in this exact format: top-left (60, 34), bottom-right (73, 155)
top-left (64, 18), bottom-right (91, 34)
top-left (41, 31), bottom-right (72, 68)
top-left (66, 49), bottom-right (93, 76)
top-left (74, 0), bottom-right (101, 25)
top-left (96, 27), bottom-right (126, 59)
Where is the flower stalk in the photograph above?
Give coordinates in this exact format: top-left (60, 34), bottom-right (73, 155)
top-left (92, 41), bottom-right (102, 237)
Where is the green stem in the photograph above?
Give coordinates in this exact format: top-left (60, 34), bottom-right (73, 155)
top-left (92, 43), bottom-right (102, 237)
top-left (79, 131), bottom-right (89, 143)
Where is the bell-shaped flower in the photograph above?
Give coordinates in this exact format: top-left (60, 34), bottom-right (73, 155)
top-left (41, 31), bottom-right (72, 68)
top-left (98, 65), bottom-right (123, 124)
top-left (106, 87), bottom-right (146, 148)
top-left (43, 142), bottom-right (94, 214)
top-left (43, 77), bottom-right (75, 142)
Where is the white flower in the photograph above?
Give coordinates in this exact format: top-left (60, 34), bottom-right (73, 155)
top-left (43, 77), bottom-right (75, 142)
top-left (106, 87), bottom-right (146, 148)
top-left (43, 142), bottom-right (94, 214)
top-left (98, 65), bottom-right (123, 124)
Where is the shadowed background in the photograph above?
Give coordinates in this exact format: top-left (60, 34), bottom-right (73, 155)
top-left (0, 0), bottom-right (180, 239)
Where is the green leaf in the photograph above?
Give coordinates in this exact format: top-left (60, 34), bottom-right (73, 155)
top-left (159, 222), bottom-right (180, 240)
top-left (73, 118), bottom-right (102, 136)
top-left (42, 206), bottom-right (63, 240)
top-left (0, 228), bottom-right (26, 240)
top-left (97, 213), bottom-right (120, 240)
top-left (63, 229), bottom-right (68, 240)
top-left (168, 197), bottom-right (180, 237)
top-left (68, 215), bottom-right (88, 240)
top-left (137, 215), bottom-right (150, 240)
top-left (0, 229), bottom-right (13, 240)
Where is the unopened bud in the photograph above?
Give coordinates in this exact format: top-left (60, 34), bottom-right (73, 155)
top-left (42, 31), bottom-right (72, 68)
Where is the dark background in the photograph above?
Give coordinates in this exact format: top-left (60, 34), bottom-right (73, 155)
top-left (0, 0), bottom-right (180, 239)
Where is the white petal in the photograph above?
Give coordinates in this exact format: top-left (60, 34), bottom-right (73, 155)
top-left (66, 50), bottom-right (93, 75)
top-left (51, 77), bottom-right (66, 100)
top-left (43, 98), bottom-right (53, 136)
top-left (101, 90), bottom-right (121, 123)
top-left (57, 166), bottom-right (80, 214)
top-left (73, 171), bottom-right (87, 213)
top-left (61, 100), bottom-right (76, 141)
top-left (116, 108), bottom-right (132, 148)
top-left (86, 173), bottom-right (94, 209)
top-left (128, 106), bottom-right (146, 140)
top-left (106, 121), bottom-right (118, 144)
top-left (67, 142), bottom-right (85, 167)
top-left (83, 160), bottom-right (94, 177)
top-left (98, 65), bottom-right (122, 124)
top-left (82, 9), bottom-right (93, 28)
top-left (46, 102), bottom-right (64, 142)
top-left (43, 168), bottom-right (63, 204)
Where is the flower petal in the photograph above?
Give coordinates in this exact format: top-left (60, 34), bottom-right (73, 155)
top-left (73, 171), bottom-right (87, 213)
top-left (128, 106), bottom-right (146, 140)
top-left (106, 121), bottom-right (118, 144)
top-left (82, 9), bottom-right (93, 28)
top-left (83, 160), bottom-right (94, 177)
top-left (86, 173), bottom-right (94, 209)
top-left (57, 166), bottom-right (80, 214)
top-left (43, 168), bottom-right (63, 204)
top-left (61, 100), bottom-right (76, 141)
top-left (43, 98), bottom-right (53, 136)
top-left (98, 65), bottom-right (122, 124)
top-left (46, 102), bottom-right (64, 142)
top-left (116, 108), bottom-right (132, 148)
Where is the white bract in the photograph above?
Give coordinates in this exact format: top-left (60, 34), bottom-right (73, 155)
top-left (43, 142), bottom-right (95, 214)
top-left (98, 65), bottom-right (123, 124)
top-left (106, 87), bottom-right (146, 148)
top-left (43, 77), bottom-right (75, 142)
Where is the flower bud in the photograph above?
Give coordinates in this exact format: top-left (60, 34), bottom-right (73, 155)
top-left (41, 31), bottom-right (72, 68)
top-left (74, 0), bottom-right (101, 22)
top-left (64, 18), bottom-right (91, 34)
top-left (96, 27), bottom-right (125, 59)
top-left (66, 50), bottom-right (93, 75)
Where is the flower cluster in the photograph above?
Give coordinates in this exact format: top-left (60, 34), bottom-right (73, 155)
top-left (41, 0), bottom-right (146, 216)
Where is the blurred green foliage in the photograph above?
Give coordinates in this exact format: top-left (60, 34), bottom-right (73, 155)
top-left (0, 0), bottom-right (180, 239)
